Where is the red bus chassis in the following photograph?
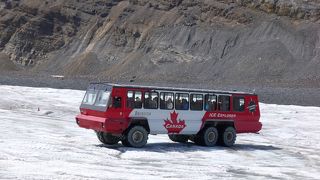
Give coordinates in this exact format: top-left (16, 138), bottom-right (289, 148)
top-left (76, 83), bottom-right (262, 148)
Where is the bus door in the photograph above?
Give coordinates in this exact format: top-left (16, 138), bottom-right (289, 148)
top-left (108, 88), bottom-right (126, 122)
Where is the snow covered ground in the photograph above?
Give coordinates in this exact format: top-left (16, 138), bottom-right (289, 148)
top-left (0, 85), bottom-right (319, 180)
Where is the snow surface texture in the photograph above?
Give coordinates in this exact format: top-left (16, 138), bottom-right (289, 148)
top-left (0, 85), bottom-right (319, 179)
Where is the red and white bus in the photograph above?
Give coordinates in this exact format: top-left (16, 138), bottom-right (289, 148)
top-left (76, 83), bottom-right (262, 148)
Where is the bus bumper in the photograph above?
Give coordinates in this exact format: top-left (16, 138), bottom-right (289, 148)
top-left (236, 121), bottom-right (262, 133)
top-left (76, 114), bottom-right (107, 132)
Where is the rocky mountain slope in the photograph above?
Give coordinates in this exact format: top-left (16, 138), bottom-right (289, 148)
top-left (0, 0), bottom-right (320, 87)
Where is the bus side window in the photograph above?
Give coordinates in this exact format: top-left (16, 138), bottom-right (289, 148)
top-left (175, 93), bottom-right (189, 110)
top-left (113, 96), bottom-right (121, 108)
top-left (190, 94), bottom-right (203, 111)
top-left (160, 92), bottom-right (174, 110)
top-left (127, 91), bottom-right (134, 108)
top-left (134, 91), bottom-right (142, 109)
top-left (233, 96), bottom-right (245, 112)
top-left (248, 100), bottom-right (257, 112)
top-left (204, 94), bottom-right (217, 111)
top-left (126, 91), bottom-right (142, 109)
top-left (144, 92), bottom-right (158, 109)
top-left (218, 95), bottom-right (230, 111)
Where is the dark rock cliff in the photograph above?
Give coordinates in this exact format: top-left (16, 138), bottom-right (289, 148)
top-left (0, 0), bottom-right (319, 87)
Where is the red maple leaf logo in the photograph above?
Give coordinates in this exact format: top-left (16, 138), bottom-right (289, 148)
top-left (163, 111), bottom-right (186, 134)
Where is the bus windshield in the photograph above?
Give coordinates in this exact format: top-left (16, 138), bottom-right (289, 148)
top-left (82, 90), bottom-right (111, 107)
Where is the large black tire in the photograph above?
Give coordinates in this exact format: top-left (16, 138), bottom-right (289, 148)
top-left (194, 127), bottom-right (219, 146)
top-left (121, 138), bottom-right (131, 147)
top-left (122, 126), bottom-right (148, 148)
top-left (219, 126), bottom-right (236, 147)
top-left (203, 127), bottom-right (219, 146)
top-left (96, 131), bottom-right (120, 145)
top-left (168, 134), bottom-right (189, 143)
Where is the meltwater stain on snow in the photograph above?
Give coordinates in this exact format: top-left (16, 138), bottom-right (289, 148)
top-left (232, 144), bottom-right (282, 151)
top-left (0, 85), bottom-right (319, 180)
top-left (42, 111), bottom-right (54, 115)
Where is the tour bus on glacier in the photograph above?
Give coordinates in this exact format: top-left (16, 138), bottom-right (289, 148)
top-left (76, 83), bottom-right (262, 148)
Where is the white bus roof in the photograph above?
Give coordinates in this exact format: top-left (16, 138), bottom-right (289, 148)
top-left (89, 82), bottom-right (256, 95)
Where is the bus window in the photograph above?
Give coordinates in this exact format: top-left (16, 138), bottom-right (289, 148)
top-left (127, 91), bottom-right (142, 109)
top-left (175, 93), bottom-right (189, 110)
top-left (127, 91), bottom-right (134, 108)
top-left (134, 91), bottom-right (142, 109)
top-left (144, 92), bottom-right (158, 109)
top-left (160, 92), bottom-right (174, 110)
top-left (113, 96), bottom-right (121, 108)
top-left (218, 95), bottom-right (230, 111)
top-left (248, 100), bottom-right (257, 112)
top-left (190, 94), bottom-right (203, 111)
top-left (95, 91), bottom-right (111, 107)
top-left (233, 96), bottom-right (245, 112)
top-left (82, 90), bottom-right (97, 105)
top-left (204, 94), bottom-right (217, 111)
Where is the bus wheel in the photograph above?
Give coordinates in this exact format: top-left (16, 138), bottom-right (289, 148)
top-left (220, 126), bottom-right (236, 147)
top-left (121, 139), bottom-right (130, 147)
top-left (194, 127), bottom-right (218, 146)
top-left (122, 126), bottom-right (148, 148)
top-left (168, 134), bottom-right (189, 143)
top-left (96, 131), bottom-right (120, 145)
top-left (203, 127), bottom-right (218, 146)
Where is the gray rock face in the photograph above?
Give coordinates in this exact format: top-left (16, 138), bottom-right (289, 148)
top-left (237, 0), bottom-right (320, 20)
top-left (0, 0), bottom-right (319, 87)
top-left (0, 0), bottom-right (118, 66)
